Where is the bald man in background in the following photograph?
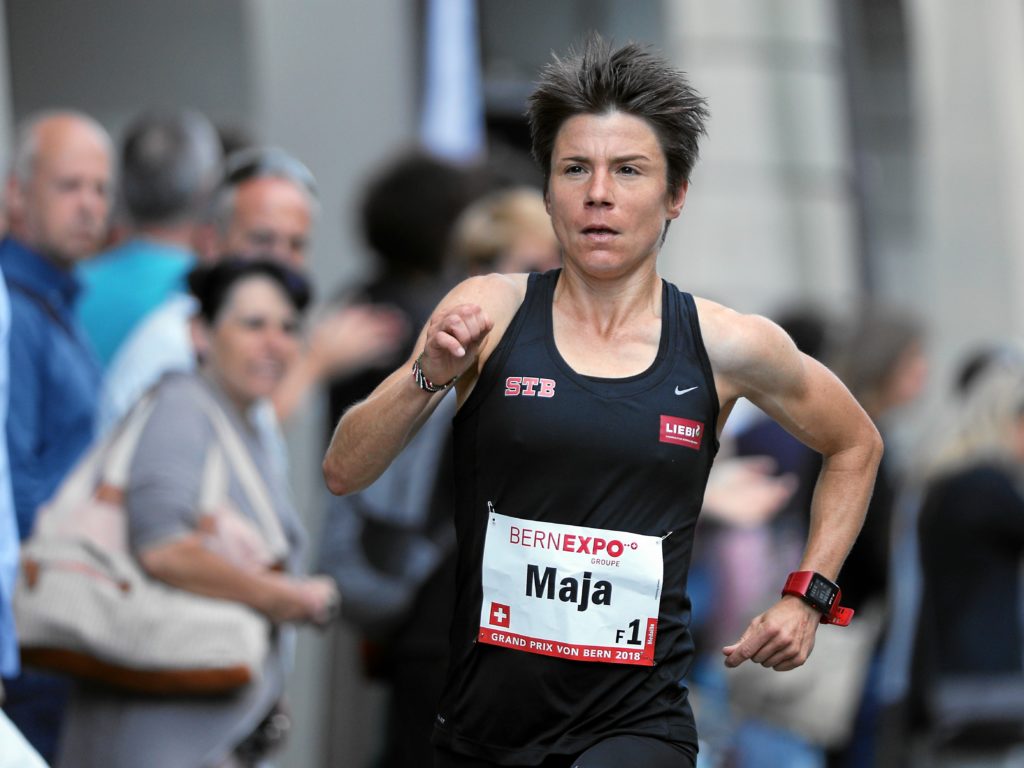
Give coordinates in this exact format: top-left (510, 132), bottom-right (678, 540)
top-left (0, 110), bottom-right (113, 762)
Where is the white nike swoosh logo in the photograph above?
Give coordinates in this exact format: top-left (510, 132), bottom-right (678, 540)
top-left (674, 386), bottom-right (698, 396)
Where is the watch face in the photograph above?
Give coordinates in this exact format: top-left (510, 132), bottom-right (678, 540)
top-left (807, 574), bottom-right (838, 611)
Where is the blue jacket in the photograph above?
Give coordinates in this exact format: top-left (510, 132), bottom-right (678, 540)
top-left (0, 237), bottom-right (101, 539)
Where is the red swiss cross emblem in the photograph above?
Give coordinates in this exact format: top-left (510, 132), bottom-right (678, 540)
top-left (489, 602), bottom-right (510, 628)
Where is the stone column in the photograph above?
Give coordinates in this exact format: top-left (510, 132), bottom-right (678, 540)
top-left (906, 0), bottom-right (1024, 377)
top-left (661, 0), bottom-right (859, 316)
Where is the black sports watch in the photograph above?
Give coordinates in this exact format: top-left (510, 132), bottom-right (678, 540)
top-left (782, 571), bottom-right (854, 626)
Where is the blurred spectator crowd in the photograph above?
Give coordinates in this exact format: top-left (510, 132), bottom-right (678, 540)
top-left (0, 104), bottom-right (1021, 768)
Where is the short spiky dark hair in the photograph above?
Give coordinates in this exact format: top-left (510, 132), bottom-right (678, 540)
top-left (527, 34), bottom-right (709, 196)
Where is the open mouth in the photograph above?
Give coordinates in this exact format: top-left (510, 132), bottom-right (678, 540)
top-left (582, 226), bottom-right (619, 237)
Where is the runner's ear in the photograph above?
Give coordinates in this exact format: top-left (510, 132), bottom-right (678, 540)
top-left (666, 181), bottom-right (688, 220)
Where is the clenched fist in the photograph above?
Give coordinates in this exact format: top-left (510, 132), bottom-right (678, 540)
top-left (418, 303), bottom-right (494, 386)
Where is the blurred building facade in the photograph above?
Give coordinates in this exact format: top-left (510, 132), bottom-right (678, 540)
top-left (0, 1), bottom-right (1020, 766)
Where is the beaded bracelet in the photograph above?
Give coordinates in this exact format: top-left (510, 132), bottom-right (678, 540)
top-left (412, 354), bottom-right (458, 393)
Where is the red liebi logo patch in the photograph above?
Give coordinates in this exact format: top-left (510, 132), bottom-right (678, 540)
top-left (660, 415), bottom-right (704, 450)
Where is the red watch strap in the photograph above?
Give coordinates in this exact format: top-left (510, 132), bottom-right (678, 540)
top-left (783, 570), bottom-right (814, 595)
top-left (824, 603), bottom-right (854, 627)
top-left (781, 571), bottom-right (855, 627)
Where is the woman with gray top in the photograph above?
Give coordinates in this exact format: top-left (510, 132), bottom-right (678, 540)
top-left (57, 259), bottom-right (338, 768)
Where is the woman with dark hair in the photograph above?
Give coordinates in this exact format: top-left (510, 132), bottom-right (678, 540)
top-left (325, 34), bottom-right (881, 768)
top-left (58, 259), bottom-right (338, 768)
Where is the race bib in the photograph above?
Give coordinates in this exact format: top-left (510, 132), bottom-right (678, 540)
top-left (478, 508), bottom-right (663, 666)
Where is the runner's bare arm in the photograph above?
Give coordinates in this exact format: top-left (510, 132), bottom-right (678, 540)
top-left (323, 273), bottom-right (526, 496)
top-left (696, 300), bottom-right (883, 670)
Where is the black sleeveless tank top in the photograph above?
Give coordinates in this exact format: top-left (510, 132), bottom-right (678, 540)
top-left (434, 269), bottom-right (719, 764)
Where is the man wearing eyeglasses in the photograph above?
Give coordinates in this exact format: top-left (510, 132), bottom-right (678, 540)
top-left (207, 147), bottom-right (317, 270)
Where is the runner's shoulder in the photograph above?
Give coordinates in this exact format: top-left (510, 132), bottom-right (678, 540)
top-left (445, 272), bottom-right (529, 325)
top-left (691, 296), bottom-right (793, 376)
